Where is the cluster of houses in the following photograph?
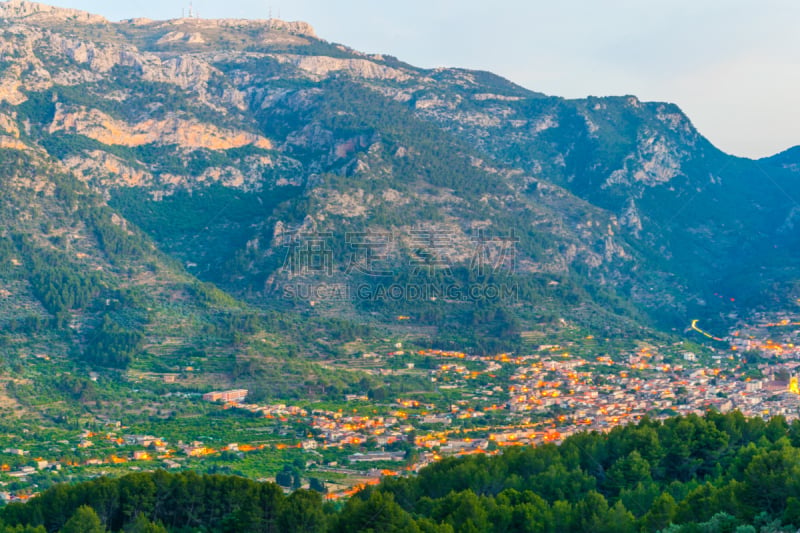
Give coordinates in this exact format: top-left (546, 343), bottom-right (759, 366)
top-left (214, 337), bottom-right (800, 465)
top-left (6, 316), bottom-right (800, 502)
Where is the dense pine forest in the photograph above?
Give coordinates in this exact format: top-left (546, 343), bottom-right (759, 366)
top-left (3, 411), bottom-right (800, 532)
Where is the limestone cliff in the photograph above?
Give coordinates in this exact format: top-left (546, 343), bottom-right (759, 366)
top-left (49, 104), bottom-right (273, 151)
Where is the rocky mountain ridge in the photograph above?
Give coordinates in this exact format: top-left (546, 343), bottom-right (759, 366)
top-left (0, 0), bottom-right (797, 368)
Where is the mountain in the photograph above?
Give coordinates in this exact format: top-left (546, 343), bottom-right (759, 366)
top-left (0, 0), bottom-right (797, 380)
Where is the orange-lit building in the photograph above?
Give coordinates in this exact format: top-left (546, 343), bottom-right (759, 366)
top-left (202, 389), bottom-right (248, 403)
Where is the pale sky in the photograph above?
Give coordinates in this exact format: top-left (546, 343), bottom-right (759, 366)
top-left (31, 0), bottom-right (800, 158)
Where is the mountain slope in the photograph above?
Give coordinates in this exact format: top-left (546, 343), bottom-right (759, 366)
top-left (0, 0), bottom-right (797, 366)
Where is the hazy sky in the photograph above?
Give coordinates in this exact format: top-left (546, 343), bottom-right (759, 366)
top-left (36, 0), bottom-right (800, 158)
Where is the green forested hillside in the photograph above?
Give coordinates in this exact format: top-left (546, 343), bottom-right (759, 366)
top-left (3, 412), bottom-right (800, 532)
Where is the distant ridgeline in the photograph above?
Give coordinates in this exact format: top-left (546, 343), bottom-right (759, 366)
top-left (3, 411), bottom-right (800, 532)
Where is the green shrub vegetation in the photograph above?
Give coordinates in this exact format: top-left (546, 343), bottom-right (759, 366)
top-left (4, 412), bottom-right (800, 531)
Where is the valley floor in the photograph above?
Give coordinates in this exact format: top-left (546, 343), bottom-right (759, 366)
top-left (1, 310), bottom-right (799, 502)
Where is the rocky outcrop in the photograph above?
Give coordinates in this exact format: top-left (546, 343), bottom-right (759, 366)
top-left (0, 0), bottom-right (106, 24)
top-left (63, 150), bottom-right (153, 187)
top-left (261, 19), bottom-right (316, 37)
top-left (272, 54), bottom-right (411, 81)
top-left (47, 32), bottom-right (216, 89)
top-left (0, 74), bottom-right (27, 106)
top-left (0, 27), bottom-right (52, 104)
top-left (0, 136), bottom-right (30, 151)
top-left (0, 28), bottom-right (219, 109)
top-left (63, 149), bottom-right (278, 192)
top-left (314, 189), bottom-right (370, 218)
top-left (606, 132), bottom-right (685, 188)
top-left (0, 113), bottom-right (20, 137)
top-left (181, 155), bottom-right (276, 191)
top-left (49, 104), bottom-right (273, 151)
top-left (472, 93), bottom-right (525, 102)
top-left (156, 31), bottom-right (206, 45)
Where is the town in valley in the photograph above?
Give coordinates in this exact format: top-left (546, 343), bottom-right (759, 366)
top-left (2, 310), bottom-right (800, 502)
